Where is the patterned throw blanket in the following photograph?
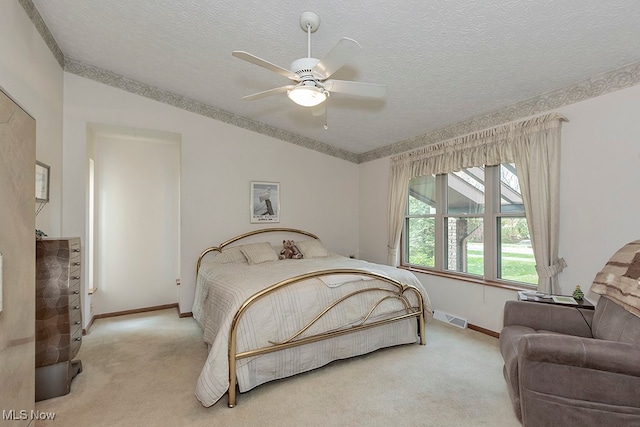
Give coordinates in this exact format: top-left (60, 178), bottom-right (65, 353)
top-left (591, 240), bottom-right (640, 318)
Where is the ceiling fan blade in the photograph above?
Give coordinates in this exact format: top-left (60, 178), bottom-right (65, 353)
top-left (310, 103), bottom-right (326, 117)
top-left (312, 37), bottom-right (361, 80)
top-left (232, 51), bottom-right (299, 81)
top-left (242, 85), bottom-right (295, 101)
top-left (323, 79), bottom-right (386, 99)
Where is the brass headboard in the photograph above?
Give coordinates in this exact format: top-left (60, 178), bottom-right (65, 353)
top-left (196, 228), bottom-right (320, 274)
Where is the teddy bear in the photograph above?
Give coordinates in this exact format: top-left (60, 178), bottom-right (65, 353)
top-left (279, 240), bottom-right (303, 260)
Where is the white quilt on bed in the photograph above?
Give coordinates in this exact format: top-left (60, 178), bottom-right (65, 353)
top-left (192, 254), bottom-right (432, 407)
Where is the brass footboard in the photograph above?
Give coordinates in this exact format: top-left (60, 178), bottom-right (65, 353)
top-left (226, 268), bottom-right (426, 408)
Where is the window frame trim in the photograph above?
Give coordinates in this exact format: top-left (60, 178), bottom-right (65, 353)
top-left (398, 264), bottom-right (535, 291)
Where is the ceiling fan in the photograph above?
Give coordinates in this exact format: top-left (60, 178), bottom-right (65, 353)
top-left (232, 11), bottom-right (386, 122)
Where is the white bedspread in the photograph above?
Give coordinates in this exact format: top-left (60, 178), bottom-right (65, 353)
top-left (192, 254), bottom-right (432, 407)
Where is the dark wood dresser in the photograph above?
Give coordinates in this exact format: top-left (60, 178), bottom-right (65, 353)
top-left (35, 237), bottom-right (83, 401)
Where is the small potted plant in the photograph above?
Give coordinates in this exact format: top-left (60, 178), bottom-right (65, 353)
top-left (572, 285), bottom-right (584, 300)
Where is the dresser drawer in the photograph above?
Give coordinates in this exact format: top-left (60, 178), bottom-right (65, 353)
top-left (70, 240), bottom-right (81, 256)
top-left (70, 253), bottom-right (81, 269)
top-left (70, 258), bottom-right (81, 273)
top-left (69, 294), bottom-right (81, 315)
top-left (69, 275), bottom-right (81, 296)
top-left (69, 267), bottom-right (81, 293)
top-left (70, 325), bottom-right (83, 359)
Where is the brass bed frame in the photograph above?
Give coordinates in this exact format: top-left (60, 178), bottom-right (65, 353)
top-left (196, 228), bottom-right (426, 407)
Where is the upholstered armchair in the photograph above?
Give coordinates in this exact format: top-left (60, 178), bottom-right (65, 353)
top-left (500, 297), bottom-right (640, 425)
top-left (501, 240), bottom-right (640, 425)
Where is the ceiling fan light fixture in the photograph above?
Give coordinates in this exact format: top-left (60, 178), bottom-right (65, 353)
top-left (233, 11), bottom-right (385, 112)
top-left (287, 83), bottom-right (327, 107)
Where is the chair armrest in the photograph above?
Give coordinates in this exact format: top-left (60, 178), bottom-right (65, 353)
top-left (503, 300), bottom-right (594, 337)
top-left (519, 334), bottom-right (640, 377)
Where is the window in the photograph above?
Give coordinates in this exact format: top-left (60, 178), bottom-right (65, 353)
top-left (403, 163), bottom-right (537, 286)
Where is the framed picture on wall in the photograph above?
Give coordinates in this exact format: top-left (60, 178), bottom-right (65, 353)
top-left (250, 181), bottom-right (280, 223)
top-left (35, 161), bottom-right (50, 203)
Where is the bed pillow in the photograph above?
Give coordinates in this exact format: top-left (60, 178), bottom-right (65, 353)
top-left (240, 242), bottom-right (279, 265)
top-left (211, 247), bottom-right (247, 265)
top-left (296, 239), bottom-right (328, 258)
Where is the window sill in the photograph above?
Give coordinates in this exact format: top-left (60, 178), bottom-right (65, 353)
top-left (399, 265), bottom-right (535, 292)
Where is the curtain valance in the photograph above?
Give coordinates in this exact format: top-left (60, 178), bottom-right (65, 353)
top-left (390, 112), bottom-right (567, 176)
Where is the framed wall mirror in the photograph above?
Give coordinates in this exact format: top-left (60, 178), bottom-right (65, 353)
top-left (35, 161), bottom-right (50, 203)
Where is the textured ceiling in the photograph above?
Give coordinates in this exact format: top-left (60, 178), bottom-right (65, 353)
top-left (30, 0), bottom-right (640, 158)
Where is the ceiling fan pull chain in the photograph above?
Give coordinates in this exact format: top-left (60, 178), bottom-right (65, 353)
top-left (324, 92), bottom-right (330, 129)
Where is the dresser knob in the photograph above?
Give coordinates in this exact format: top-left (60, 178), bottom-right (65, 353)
top-left (72, 276), bottom-right (80, 280)
top-left (74, 262), bottom-right (81, 266)
top-left (73, 248), bottom-right (80, 252)
top-left (73, 290), bottom-right (80, 294)
top-left (73, 305), bottom-right (80, 310)
top-left (75, 321), bottom-right (81, 325)
top-left (74, 337), bottom-right (82, 342)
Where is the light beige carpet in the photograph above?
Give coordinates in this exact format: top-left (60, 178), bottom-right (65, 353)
top-left (35, 309), bottom-right (520, 427)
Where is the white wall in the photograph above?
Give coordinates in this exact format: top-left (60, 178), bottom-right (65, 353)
top-left (558, 84), bottom-right (640, 293)
top-left (62, 73), bottom-right (360, 317)
top-left (358, 159), bottom-right (389, 264)
top-left (92, 131), bottom-right (180, 315)
top-left (0, 1), bottom-right (64, 421)
top-left (359, 83), bottom-right (640, 333)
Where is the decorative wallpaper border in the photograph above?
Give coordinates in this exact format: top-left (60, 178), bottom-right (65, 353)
top-left (63, 58), bottom-right (359, 163)
top-left (20, 0), bottom-right (640, 165)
